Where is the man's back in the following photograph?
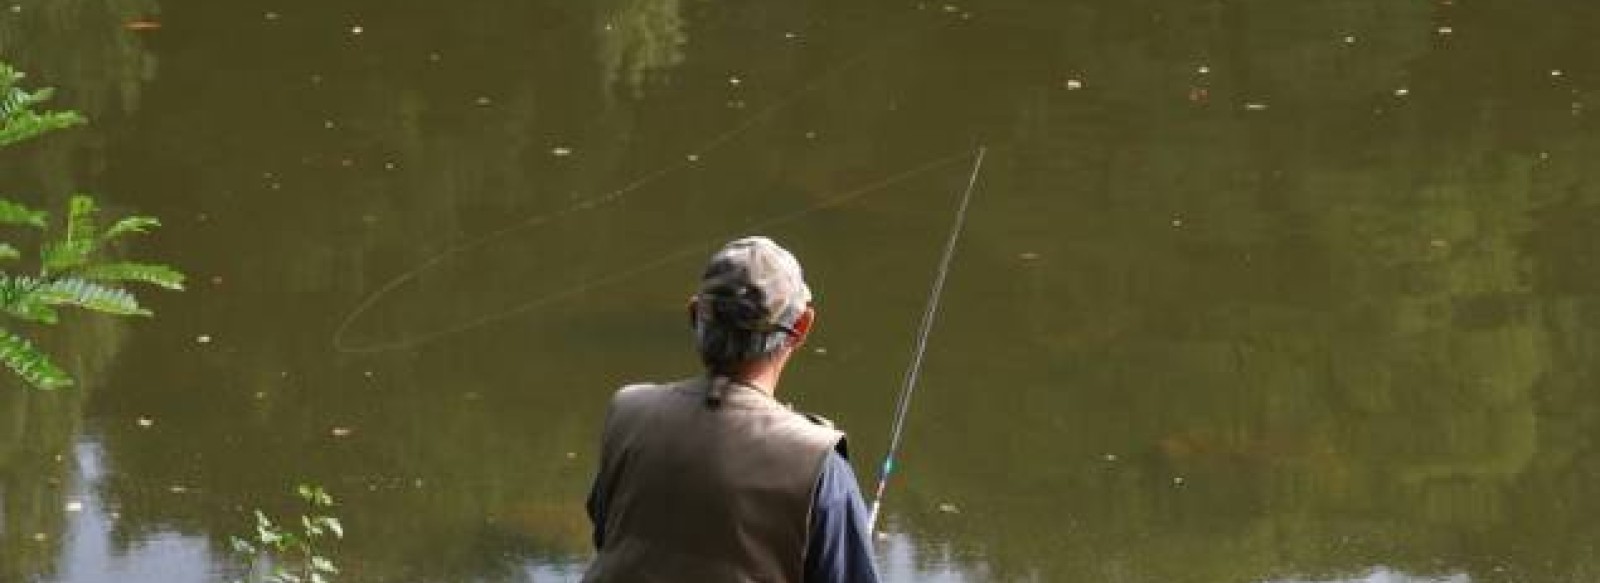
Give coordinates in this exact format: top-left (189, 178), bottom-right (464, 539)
top-left (585, 377), bottom-right (843, 583)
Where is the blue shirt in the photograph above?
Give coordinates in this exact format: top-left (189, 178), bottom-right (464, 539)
top-left (587, 450), bottom-right (881, 583)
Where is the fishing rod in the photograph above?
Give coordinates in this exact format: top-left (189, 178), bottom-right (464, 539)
top-left (866, 145), bottom-right (988, 535)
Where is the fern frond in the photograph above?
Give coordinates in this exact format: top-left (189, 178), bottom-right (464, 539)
top-left (36, 277), bottom-right (149, 316)
top-left (64, 195), bottom-right (98, 249)
top-left (0, 276), bottom-right (58, 324)
top-left (0, 63), bottom-right (86, 148)
top-left (79, 262), bottom-right (185, 290)
top-left (41, 240), bottom-right (92, 275)
top-left (102, 216), bottom-right (161, 240)
top-left (41, 195), bottom-right (100, 276)
top-left (0, 327), bottom-right (71, 390)
top-left (0, 199), bottom-right (46, 228)
top-left (0, 111), bottom-right (84, 148)
top-left (2, 294), bottom-right (58, 323)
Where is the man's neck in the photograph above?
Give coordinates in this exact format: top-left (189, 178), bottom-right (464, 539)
top-left (716, 352), bottom-right (790, 397)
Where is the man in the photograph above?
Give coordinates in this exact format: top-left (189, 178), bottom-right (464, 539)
top-left (583, 236), bottom-right (880, 583)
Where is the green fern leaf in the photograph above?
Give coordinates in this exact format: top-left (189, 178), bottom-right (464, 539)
top-left (0, 327), bottom-right (71, 390)
top-left (64, 195), bottom-right (98, 249)
top-left (41, 195), bottom-right (100, 275)
top-left (0, 111), bottom-right (84, 148)
top-left (41, 240), bottom-right (92, 274)
top-left (79, 262), bottom-right (185, 290)
top-left (0, 63), bottom-right (86, 148)
top-left (36, 277), bottom-right (149, 316)
top-left (0, 276), bottom-right (53, 323)
top-left (0, 199), bottom-right (46, 228)
top-left (102, 216), bottom-right (161, 240)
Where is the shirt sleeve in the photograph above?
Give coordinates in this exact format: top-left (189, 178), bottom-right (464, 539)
top-left (804, 451), bottom-right (882, 583)
top-left (586, 472), bottom-right (607, 550)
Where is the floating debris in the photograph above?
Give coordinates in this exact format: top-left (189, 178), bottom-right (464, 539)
top-left (427, 52), bottom-right (442, 62)
top-left (1171, 217), bottom-right (1184, 227)
top-left (1102, 453), bottom-right (1118, 462)
top-left (937, 502), bottom-right (960, 514)
top-left (1064, 79), bottom-right (1084, 90)
top-left (728, 76), bottom-right (742, 86)
top-left (1172, 477), bottom-right (1186, 486)
top-left (123, 20), bottom-right (161, 31)
top-left (474, 96), bottom-right (493, 106)
top-left (64, 501), bottom-right (84, 513)
top-left (1430, 239), bottom-right (1449, 249)
top-left (323, 120), bottom-right (336, 130)
top-left (384, 161), bottom-right (398, 170)
top-left (1551, 69), bottom-right (1565, 78)
top-left (552, 146), bottom-right (573, 157)
top-left (686, 153), bottom-right (701, 162)
top-left (264, 11), bottom-right (280, 21)
top-left (1436, 26), bottom-right (1454, 35)
top-left (1196, 65), bottom-right (1210, 74)
top-left (349, 25), bottom-right (364, 36)
top-left (1019, 252), bottom-right (1040, 261)
top-left (783, 32), bottom-right (798, 40)
top-left (169, 485), bottom-right (190, 494)
top-left (331, 427), bottom-right (354, 438)
top-left (804, 131), bottom-right (817, 139)
top-left (32, 533), bottom-right (46, 542)
top-left (10, 5), bottom-right (22, 14)
top-left (1343, 35), bottom-right (1357, 44)
top-left (1244, 102), bottom-right (1269, 111)
top-left (136, 417), bottom-right (155, 428)
top-left (196, 334), bottom-right (213, 344)
top-left (813, 347), bottom-right (828, 355)
top-left (1395, 88), bottom-right (1410, 96)
top-left (565, 452), bottom-right (577, 459)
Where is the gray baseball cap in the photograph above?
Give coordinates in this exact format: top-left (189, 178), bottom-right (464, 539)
top-left (695, 236), bottom-right (813, 335)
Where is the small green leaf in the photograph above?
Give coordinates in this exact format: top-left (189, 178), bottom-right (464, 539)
top-left (311, 555), bottom-right (338, 574)
top-left (0, 327), bottom-right (72, 390)
top-left (78, 262), bottom-right (185, 290)
top-left (35, 277), bottom-right (149, 316)
top-left (0, 199), bottom-right (46, 228)
top-left (321, 517), bottom-right (343, 539)
top-left (101, 216), bottom-right (161, 240)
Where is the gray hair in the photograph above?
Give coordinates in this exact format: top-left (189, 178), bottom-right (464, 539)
top-left (692, 293), bottom-right (796, 371)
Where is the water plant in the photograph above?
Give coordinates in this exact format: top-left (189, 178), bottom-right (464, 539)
top-left (230, 484), bottom-right (346, 583)
top-left (0, 62), bottom-right (183, 390)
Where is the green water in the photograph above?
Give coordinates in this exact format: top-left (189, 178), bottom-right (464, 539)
top-left (2, 0), bottom-right (1598, 581)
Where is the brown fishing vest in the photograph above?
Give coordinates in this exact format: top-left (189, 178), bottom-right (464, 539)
top-left (583, 376), bottom-right (845, 583)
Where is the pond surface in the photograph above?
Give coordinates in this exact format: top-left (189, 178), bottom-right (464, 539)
top-left (3, 0), bottom-right (1599, 581)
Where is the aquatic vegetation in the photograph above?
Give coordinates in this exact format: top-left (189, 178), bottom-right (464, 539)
top-left (230, 484), bottom-right (346, 583)
top-left (0, 63), bottom-right (183, 390)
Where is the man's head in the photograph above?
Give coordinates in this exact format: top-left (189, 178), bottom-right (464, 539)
top-left (690, 236), bottom-right (814, 374)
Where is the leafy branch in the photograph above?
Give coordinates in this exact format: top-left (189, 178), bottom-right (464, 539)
top-left (231, 485), bottom-right (346, 583)
top-left (0, 62), bottom-right (183, 390)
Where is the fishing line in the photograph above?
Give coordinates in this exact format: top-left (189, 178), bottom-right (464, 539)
top-left (333, 148), bottom-right (975, 353)
top-left (332, 31), bottom-right (927, 354)
top-left (866, 145), bottom-right (987, 535)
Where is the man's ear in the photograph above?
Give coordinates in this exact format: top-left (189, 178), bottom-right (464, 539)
top-left (789, 305), bottom-right (815, 346)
